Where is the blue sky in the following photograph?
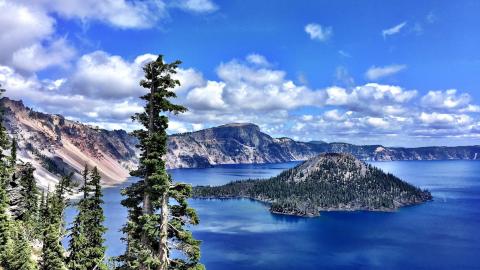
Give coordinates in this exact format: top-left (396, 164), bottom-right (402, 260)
top-left (1, 0), bottom-right (480, 146)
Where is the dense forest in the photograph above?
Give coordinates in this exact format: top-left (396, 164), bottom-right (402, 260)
top-left (193, 153), bottom-right (432, 216)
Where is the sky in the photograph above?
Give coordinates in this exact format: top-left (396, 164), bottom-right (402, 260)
top-left (1, 0), bottom-right (480, 147)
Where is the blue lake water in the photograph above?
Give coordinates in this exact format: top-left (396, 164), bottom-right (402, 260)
top-left (66, 160), bottom-right (480, 269)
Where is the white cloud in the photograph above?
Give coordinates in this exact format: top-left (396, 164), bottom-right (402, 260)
top-left (24, 0), bottom-right (168, 29)
top-left (186, 81), bottom-right (226, 110)
top-left (323, 110), bottom-right (345, 122)
top-left (176, 0), bottom-right (218, 13)
top-left (365, 117), bottom-right (389, 129)
top-left (0, 1), bottom-right (61, 71)
top-left (215, 57), bottom-right (326, 111)
top-left (68, 51), bottom-right (147, 100)
top-left (246, 54), bottom-right (270, 66)
top-left (305, 23), bottom-right (333, 42)
top-left (11, 38), bottom-right (76, 72)
top-left (418, 112), bottom-right (472, 129)
top-left (382, 21), bottom-right (407, 38)
top-left (325, 83), bottom-right (417, 115)
top-left (365, 64), bottom-right (406, 80)
top-left (421, 89), bottom-right (480, 113)
top-left (0, 1), bottom-right (54, 61)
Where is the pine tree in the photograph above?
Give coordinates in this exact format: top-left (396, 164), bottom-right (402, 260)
top-left (86, 167), bottom-right (107, 270)
top-left (18, 163), bottom-right (39, 234)
top-left (0, 83), bottom-right (13, 268)
top-left (9, 138), bottom-right (16, 174)
top-left (68, 166), bottom-right (107, 270)
top-left (67, 166), bottom-right (90, 270)
top-left (9, 222), bottom-right (38, 270)
top-left (40, 174), bottom-right (72, 270)
top-left (119, 55), bottom-right (203, 270)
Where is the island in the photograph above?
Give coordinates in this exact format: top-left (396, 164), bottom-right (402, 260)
top-left (193, 153), bottom-right (433, 217)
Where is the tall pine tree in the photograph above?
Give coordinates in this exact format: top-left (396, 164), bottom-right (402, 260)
top-left (18, 162), bottom-right (39, 233)
top-left (8, 221), bottom-right (38, 270)
top-left (119, 55), bottom-right (203, 270)
top-left (86, 167), bottom-right (107, 270)
top-left (0, 83), bottom-right (13, 268)
top-left (68, 165), bottom-right (107, 270)
top-left (40, 174), bottom-right (72, 270)
top-left (67, 166), bottom-right (90, 270)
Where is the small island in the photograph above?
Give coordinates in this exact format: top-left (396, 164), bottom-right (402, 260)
top-left (193, 153), bottom-right (432, 217)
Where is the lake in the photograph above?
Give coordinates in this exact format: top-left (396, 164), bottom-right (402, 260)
top-left (66, 160), bottom-right (480, 269)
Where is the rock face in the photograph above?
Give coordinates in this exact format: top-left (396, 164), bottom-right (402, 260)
top-left (1, 97), bottom-right (138, 188)
top-left (168, 123), bottom-right (480, 168)
top-left (193, 153), bottom-right (433, 216)
top-left (2, 97), bottom-right (479, 188)
top-left (166, 123), bottom-right (319, 168)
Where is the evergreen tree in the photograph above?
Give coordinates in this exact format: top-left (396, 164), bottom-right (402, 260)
top-left (17, 163), bottom-right (39, 233)
top-left (67, 166), bottom-right (90, 270)
top-left (9, 222), bottom-right (38, 270)
top-left (68, 166), bottom-right (107, 270)
top-left (9, 138), bottom-right (16, 174)
top-left (119, 55), bottom-right (203, 270)
top-left (0, 83), bottom-right (13, 268)
top-left (86, 167), bottom-right (107, 270)
top-left (40, 174), bottom-right (72, 270)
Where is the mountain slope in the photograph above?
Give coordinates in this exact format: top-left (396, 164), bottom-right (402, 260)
top-left (1, 98), bottom-right (138, 188)
top-left (193, 153), bottom-right (433, 216)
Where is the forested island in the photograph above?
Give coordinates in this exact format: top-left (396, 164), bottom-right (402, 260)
top-left (193, 153), bottom-right (432, 217)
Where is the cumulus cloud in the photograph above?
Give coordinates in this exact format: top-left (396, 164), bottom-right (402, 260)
top-left (418, 112), bottom-right (473, 129)
top-left (68, 51), bottom-right (152, 100)
top-left (365, 64), bottom-right (406, 80)
top-left (421, 89), bottom-right (480, 113)
top-left (186, 81), bottom-right (226, 110)
top-left (22, 0), bottom-right (168, 29)
top-left (305, 23), bottom-right (333, 42)
top-left (382, 21), bottom-right (407, 38)
top-left (0, 1), bottom-right (75, 72)
top-left (325, 83), bottom-right (417, 115)
top-left (214, 57), bottom-right (326, 111)
top-left (11, 38), bottom-right (76, 72)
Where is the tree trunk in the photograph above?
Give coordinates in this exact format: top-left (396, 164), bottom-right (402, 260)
top-left (158, 193), bottom-right (169, 270)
